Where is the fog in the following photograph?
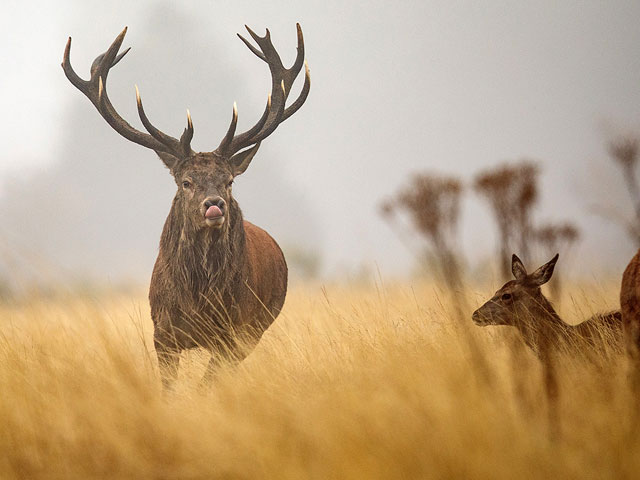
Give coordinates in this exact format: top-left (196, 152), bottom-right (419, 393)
top-left (1, 1), bottom-right (640, 288)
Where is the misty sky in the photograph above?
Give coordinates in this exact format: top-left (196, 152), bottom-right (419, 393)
top-left (1, 0), bottom-right (640, 287)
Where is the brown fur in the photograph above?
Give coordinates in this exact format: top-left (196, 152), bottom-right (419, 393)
top-left (621, 249), bottom-right (640, 365)
top-left (148, 153), bottom-right (288, 389)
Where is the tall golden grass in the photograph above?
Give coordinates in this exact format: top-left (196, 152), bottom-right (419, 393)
top-left (0, 279), bottom-right (637, 479)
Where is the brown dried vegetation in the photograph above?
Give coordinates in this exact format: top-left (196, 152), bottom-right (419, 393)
top-left (606, 136), bottom-right (640, 244)
top-left (474, 161), bottom-right (539, 279)
top-left (534, 223), bottom-right (580, 301)
top-left (1, 281), bottom-right (637, 479)
top-left (380, 173), bottom-right (464, 300)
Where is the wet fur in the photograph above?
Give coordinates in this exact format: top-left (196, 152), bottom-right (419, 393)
top-left (149, 159), bottom-right (287, 388)
top-left (150, 199), bottom-right (287, 351)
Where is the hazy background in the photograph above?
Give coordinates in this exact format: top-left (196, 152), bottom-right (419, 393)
top-left (1, 0), bottom-right (639, 290)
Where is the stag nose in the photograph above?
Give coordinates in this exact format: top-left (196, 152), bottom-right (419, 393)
top-left (203, 196), bottom-right (226, 220)
top-left (204, 196), bottom-right (226, 210)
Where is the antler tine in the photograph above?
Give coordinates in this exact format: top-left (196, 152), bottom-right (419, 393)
top-left (135, 85), bottom-right (194, 157)
top-left (86, 27), bottom-right (129, 88)
top-left (62, 37), bottom-right (87, 90)
top-left (243, 26), bottom-right (284, 67)
top-left (217, 24), bottom-right (310, 157)
top-left (282, 61), bottom-right (310, 122)
top-left (242, 81), bottom-right (286, 145)
top-left (226, 83), bottom-right (286, 154)
top-left (245, 24), bottom-right (304, 94)
top-left (290, 23), bottom-right (305, 80)
top-left (217, 95), bottom-right (272, 156)
top-left (91, 46), bottom-right (131, 76)
top-left (179, 110), bottom-right (194, 157)
top-left (216, 103), bottom-right (239, 154)
top-left (237, 29), bottom-right (266, 62)
top-left (135, 85), bottom-right (181, 150)
top-left (62, 28), bottom-right (193, 158)
top-left (112, 47), bottom-right (131, 67)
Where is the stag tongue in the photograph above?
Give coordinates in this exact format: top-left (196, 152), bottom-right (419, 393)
top-left (205, 205), bottom-right (223, 219)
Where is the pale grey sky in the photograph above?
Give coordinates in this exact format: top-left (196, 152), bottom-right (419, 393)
top-left (1, 0), bottom-right (639, 287)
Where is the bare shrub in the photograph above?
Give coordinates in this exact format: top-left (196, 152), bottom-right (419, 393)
top-left (534, 223), bottom-right (580, 302)
top-left (474, 161), bottom-right (539, 280)
top-left (381, 173), bottom-right (466, 316)
top-left (606, 135), bottom-right (640, 245)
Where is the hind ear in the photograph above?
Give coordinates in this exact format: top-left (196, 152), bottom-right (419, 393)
top-left (512, 254), bottom-right (527, 280)
top-left (528, 253), bottom-right (559, 287)
top-left (229, 142), bottom-right (260, 176)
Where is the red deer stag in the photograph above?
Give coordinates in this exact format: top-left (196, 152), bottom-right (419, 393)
top-left (472, 254), bottom-right (622, 357)
top-left (62, 25), bottom-right (310, 390)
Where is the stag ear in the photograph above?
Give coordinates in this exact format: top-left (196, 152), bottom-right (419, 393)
top-left (229, 142), bottom-right (260, 176)
top-left (156, 151), bottom-right (181, 171)
top-left (512, 254), bottom-right (527, 280)
top-left (528, 253), bottom-right (559, 287)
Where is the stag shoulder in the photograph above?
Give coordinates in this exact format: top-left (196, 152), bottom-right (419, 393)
top-left (242, 220), bottom-right (288, 320)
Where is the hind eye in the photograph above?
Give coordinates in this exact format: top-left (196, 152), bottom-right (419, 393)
top-left (182, 180), bottom-right (192, 189)
top-left (501, 293), bottom-right (512, 301)
top-left (227, 179), bottom-right (233, 188)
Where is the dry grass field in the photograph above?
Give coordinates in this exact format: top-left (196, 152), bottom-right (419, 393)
top-left (0, 279), bottom-right (638, 479)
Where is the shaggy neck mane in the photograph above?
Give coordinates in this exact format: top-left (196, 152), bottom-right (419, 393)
top-left (159, 196), bottom-right (247, 311)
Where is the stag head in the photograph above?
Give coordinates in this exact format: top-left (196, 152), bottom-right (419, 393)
top-left (62, 25), bottom-right (310, 231)
top-left (472, 253), bottom-right (558, 326)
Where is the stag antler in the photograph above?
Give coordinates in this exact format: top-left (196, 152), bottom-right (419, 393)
top-left (215, 23), bottom-right (311, 157)
top-left (62, 27), bottom-right (193, 160)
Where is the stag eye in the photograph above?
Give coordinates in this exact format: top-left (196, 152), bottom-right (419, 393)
top-left (182, 180), bottom-right (192, 189)
top-left (501, 293), bottom-right (512, 301)
top-left (227, 179), bottom-right (233, 188)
